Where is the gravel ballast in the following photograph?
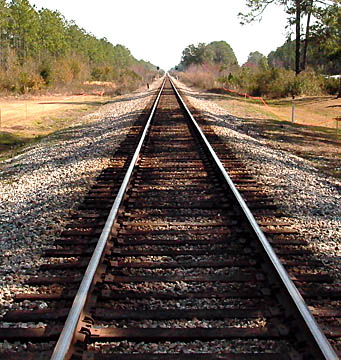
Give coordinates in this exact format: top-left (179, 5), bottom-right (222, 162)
top-left (0, 82), bottom-right (160, 318)
top-left (174, 79), bottom-right (341, 283)
top-left (0, 78), bottom-right (340, 355)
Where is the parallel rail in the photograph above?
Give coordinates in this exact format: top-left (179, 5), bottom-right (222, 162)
top-left (169, 77), bottom-right (337, 360)
top-left (51, 75), bottom-right (337, 359)
top-left (50, 78), bottom-right (167, 360)
top-left (1, 76), bottom-right (338, 359)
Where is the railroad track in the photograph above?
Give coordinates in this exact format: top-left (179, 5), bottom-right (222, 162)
top-left (1, 76), bottom-right (340, 359)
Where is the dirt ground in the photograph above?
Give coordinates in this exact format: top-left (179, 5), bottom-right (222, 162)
top-left (214, 94), bottom-right (341, 129)
top-left (0, 94), bottom-right (108, 130)
top-left (0, 94), bottom-right (110, 157)
top-left (208, 93), bottom-right (341, 180)
top-left (1, 88), bottom-right (340, 180)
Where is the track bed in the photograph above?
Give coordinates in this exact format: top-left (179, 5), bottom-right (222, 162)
top-left (1, 78), bottom-right (339, 360)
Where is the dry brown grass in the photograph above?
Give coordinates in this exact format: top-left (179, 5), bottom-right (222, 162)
top-left (215, 94), bottom-right (341, 130)
top-left (0, 94), bottom-right (109, 157)
top-left (0, 95), bottom-right (109, 129)
top-left (209, 93), bottom-right (341, 179)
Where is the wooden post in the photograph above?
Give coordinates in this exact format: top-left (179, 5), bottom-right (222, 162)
top-left (291, 95), bottom-right (295, 123)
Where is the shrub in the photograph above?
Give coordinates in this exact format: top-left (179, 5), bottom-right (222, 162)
top-left (248, 68), bottom-right (282, 97)
top-left (92, 66), bottom-right (109, 81)
top-left (0, 48), bottom-right (152, 95)
top-left (69, 57), bottom-right (90, 83)
top-left (116, 68), bottom-right (142, 93)
top-left (178, 63), bottom-right (220, 89)
top-left (17, 71), bottom-right (44, 93)
top-left (229, 67), bottom-right (252, 92)
top-left (178, 62), bottom-right (338, 99)
top-left (39, 61), bottom-right (52, 85)
top-left (50, 58), bottom-right (74, 84)
top-left (0, 52), bottom-right (44, 93)
top-left (231, 67), bottom-right (329, 98)
top-left (47, 55), bottom-right (90, 86)
top-left (324, 76), bottom-right (340, 95)
top-left (297, 70), bottom-right (325, 96)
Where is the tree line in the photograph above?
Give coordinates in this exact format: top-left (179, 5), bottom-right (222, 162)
top-left (239, 0), bottom-right (340, 76)
top-left (0, 0), bottom-right (158, 93)
top-left (174, 1), bottom-right (340, 98)
top-left (178, 41), bottom-right (238, 70)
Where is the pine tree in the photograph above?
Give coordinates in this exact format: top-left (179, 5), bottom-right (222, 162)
top-left (38, 9), bottom-right (68, 58)
top-left (9, 0), bottom-right (40, 60)
top-left (0, 0), bottom-right (10, 67)
top-left (239, 0), bottom-right (338, 75)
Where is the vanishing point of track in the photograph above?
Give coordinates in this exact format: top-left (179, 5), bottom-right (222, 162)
top-left (1, 77), bottom-right (339, 359)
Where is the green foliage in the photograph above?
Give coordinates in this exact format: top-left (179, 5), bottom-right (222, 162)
top-left (179, 41), bottom-right (238, 69)
top-left (249, 68), bottom-right (283, 97)
top-left (217, 67), bottom-right (249, 90)
top-left (312, 3), bottom-right (341, 74)
top-left (324, 76), bottom-right (339, 94)
top-left (206, 41), bottom-right (238, 65)
top-left (116, 68), bottom-right (142, 94)
top-left (8, 0), bottom-right (41, 59)
top-left (0, 1), bottom-right (157, 94)
top-left (268, 40), bottom-right (296, 69)
top-left (179, 49), bottom-right (336, 98)
top-left (91, 65), bottom-right (114, 81)
top-left (0, 51), bottom-right (44, 93)
top-left (246, 51), bottom-right (268, 69)
top-left (296, 70), bottom-right (326, 95)
top-left (239, 1), bottom-right (340, 75)
top-left (39, 55), bottom-right (90, 86)
top-left (233, 67), bottom-right (329, 98)
top-left (38, 8), bottom-right (68, 57)
top-left (181, 43), bottom-right (210, 68)
top-left (268, 36), bottom-right (339, 74)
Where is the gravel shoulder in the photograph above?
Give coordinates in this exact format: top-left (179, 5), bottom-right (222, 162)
top-left (174, 79), bottom-right (341, 284)
top-left (0, 80), bottom-right (161, 317)
top-left (0, 77), bottom-right (340, 355)
top-left (0, 75), bottom-right (340, 323)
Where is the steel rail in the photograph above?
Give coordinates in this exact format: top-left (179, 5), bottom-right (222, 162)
top-left (169, 75), bottom-right (338, 360)
top-left (50, 78), bottom-right (167, 360)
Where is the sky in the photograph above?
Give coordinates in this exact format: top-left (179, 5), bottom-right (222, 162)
top-left (30, 0), bottom-right (289, 71)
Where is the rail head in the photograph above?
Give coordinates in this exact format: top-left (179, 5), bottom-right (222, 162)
top-left (168, 75), bottom-right (338, 360)
top-left (50, 78), bottom-right (167, 360)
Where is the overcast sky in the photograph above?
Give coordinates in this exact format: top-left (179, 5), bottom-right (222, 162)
top-left (30, 0), bottom-right (289, 70)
